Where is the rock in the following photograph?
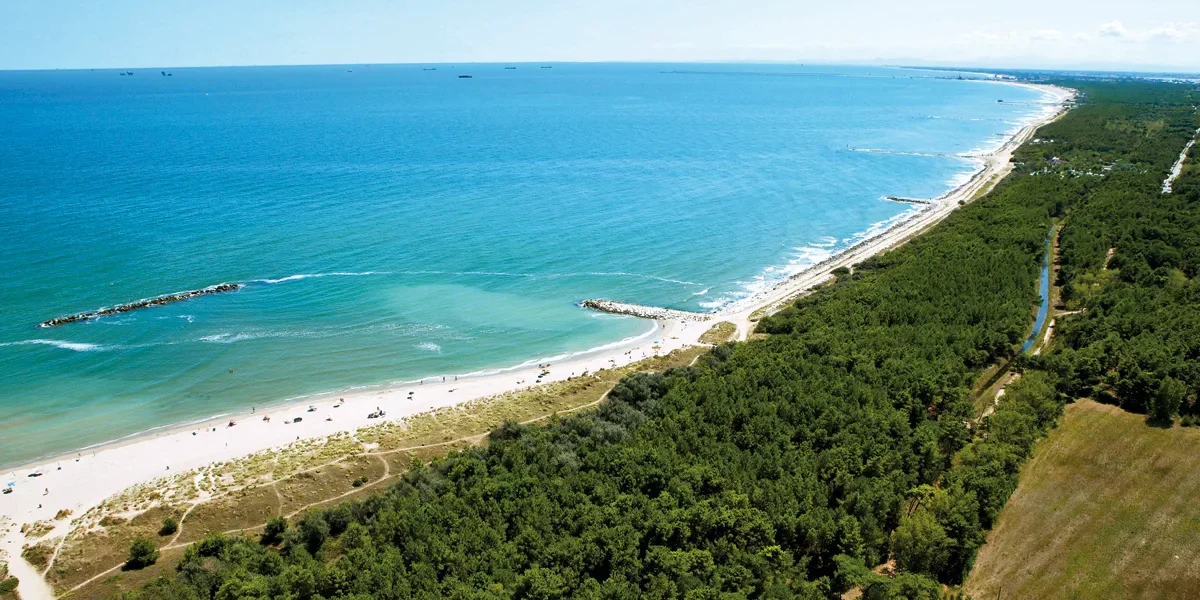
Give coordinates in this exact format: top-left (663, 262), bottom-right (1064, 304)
top-left (579, 299), bottom-right (707, 321)
top-left (39, 283), bottom-right (243, 327)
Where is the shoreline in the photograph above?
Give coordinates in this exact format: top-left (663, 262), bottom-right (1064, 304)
top-left (0, 318), bottom-right (670, 471)
top-left (0, 82), bottom-right (1075, 594)
top-left (716, 81), bottom-right (1075, 337)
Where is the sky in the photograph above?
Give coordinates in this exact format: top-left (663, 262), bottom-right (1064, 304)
top-left (1, 0), bottom-right (1197, 72)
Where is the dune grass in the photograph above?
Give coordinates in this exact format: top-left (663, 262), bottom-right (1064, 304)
top-left (54, 346), bottom-right (708, 599)
top-left (698, 321), bottom-right (736, 345)
top-left (965, 400), bottom-right (1200, 599)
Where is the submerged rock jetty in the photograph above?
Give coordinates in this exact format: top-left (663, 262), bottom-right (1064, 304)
top-left (884, 196), bottom-right (934, 205)
top-left (39, 283), bottom-right (242, 327)
top-left (580, 299), bottom-right (708, 321)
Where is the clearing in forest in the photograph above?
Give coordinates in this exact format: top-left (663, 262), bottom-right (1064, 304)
top-left (966, 400), bottom-right (1200, 599)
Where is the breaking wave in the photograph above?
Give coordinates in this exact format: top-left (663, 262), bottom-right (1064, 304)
top-left (0, 339), bottom-right (112, 352)
top-left (253, 271), bottom-right (385, 284)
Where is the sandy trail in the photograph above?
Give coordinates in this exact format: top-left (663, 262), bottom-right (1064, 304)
top-left (0, 81), bottom-right (1074, 600)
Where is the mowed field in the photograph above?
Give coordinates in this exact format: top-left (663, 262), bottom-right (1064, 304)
top-left (966, 400), bottom-right (1200, 599)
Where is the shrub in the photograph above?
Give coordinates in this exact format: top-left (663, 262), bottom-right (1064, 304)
top-left (159, 517), bottom-right (178, 536)
top-left (0, 577), bottom-right (19, 595)
top-left (262, 516), bottom-right (287, 545)
top-left (125, 538), bottom-right (159, 569)
top-left (298, 513), bottom-right (331, 552)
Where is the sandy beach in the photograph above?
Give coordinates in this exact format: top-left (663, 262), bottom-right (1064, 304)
top-left (0, 81), bottom-right (1075, 599)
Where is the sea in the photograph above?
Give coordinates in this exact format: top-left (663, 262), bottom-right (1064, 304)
top-left (0, 63), bottom-right (1052, 467)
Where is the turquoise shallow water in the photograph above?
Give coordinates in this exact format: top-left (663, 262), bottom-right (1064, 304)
top-left (0, 63), bottom-right (1048, 466)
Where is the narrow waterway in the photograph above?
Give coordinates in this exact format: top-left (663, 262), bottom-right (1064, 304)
top-left (1022, 234), bottom-right (1053, 353)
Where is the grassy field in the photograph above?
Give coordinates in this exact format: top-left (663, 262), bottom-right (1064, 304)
top-left (965, 400), bottom-right (1200, 599)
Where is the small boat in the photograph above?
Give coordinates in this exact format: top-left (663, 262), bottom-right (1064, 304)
top-left (423, 68), bottom-right (437, 71)
top-left (504, 66), bottom-right (516, 70)
top-left (540, 66), bottom-right (552, 69)
top-left (458, 74), bottom-right (473, 79)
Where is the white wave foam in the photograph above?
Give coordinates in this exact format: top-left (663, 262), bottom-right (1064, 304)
top-left (252, 269), bottom-right (702, 289)
top-left (416, 342), bottom-right (442, 353)
top-left (0, 339), bottom-right (109, 352)
top-left (945, 164), bottom-right (982, 190)
top-left (193, 322), bottom-right (447, 345)
top-left (459, 322), bottom-right (660, 378)
top-left (255, 271), bottom-right (384, 284)
top-left (72, 412), bottom-right (233, 453)
top-left (197, 330), bottom-right (316, 344)
top-left (713, 206), bottom-right (926, 313)
top-left (198, 333), bottom-right (249, 343)
top-left (548, 272), bottom-right (703, 286)
top-left (691, 288), bottom-right (710, 296)
top-left (394, 270), bottom-right (536, 278)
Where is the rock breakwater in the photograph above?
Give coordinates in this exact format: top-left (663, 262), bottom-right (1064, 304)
top-left (580, 299), bottom-right (708, 321)
top-left (39, 283), bottom-right (242, 327)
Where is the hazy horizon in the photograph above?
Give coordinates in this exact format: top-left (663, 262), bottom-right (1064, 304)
top-left (2, 60), bottom-right (1196, 77)
top-left (3, 0), bottom-right (1198, 72)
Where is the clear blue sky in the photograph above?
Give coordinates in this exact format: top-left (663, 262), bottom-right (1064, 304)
top-left (2, 0), bottom-right (1197, 71)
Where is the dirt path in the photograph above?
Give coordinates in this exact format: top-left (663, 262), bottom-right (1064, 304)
top-left (0, 545), bottom-right (55, 600)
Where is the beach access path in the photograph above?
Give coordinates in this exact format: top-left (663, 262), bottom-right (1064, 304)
top-left (0, 81), bottom-right (1075, 600)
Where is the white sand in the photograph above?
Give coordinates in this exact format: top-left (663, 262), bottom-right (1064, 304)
top-left (0, 82), bottom-right (1074, 600)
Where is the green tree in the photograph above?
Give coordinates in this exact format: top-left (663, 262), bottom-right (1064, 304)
top-left (891, 511), bottom-right (952, 576)
top-left (159, 517), bottom-right (178, 536)
top-left (1151, 377), bottom-right (1187, 424)
top-left (126, 537), bottom-right (160, 569)
top-left (262, 516), bottom-right (287, 545)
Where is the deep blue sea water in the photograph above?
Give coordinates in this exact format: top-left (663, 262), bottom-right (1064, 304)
top-left (0, 63), bottom-right (1049, 466)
